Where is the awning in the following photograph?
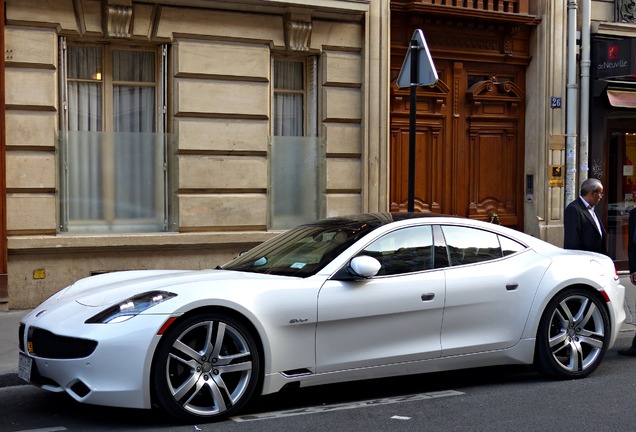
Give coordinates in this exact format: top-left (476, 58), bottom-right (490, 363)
top-left (607, 89), bottom-right (636, 108)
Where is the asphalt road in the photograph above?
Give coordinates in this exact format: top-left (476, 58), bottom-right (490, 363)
top-left (2, 332), bottom-right (635, 432)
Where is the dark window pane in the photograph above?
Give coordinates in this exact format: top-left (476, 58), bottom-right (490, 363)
top-left (442, 226), bottom-right (503, 266)
top-left (361, 226), bottom-right (434, 276)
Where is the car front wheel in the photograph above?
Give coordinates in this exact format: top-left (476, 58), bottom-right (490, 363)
top-left (534, 288), bottom-right (610, 379)
top-left (151, 312), bottom-right (261, 422)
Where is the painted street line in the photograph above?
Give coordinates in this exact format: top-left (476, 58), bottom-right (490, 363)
top-left (14, 428), bottom-right (67, 432)
top-left (232, 390), bottom-right (464, 422)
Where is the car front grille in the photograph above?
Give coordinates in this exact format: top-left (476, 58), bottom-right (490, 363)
top-left (27, 327), bottom-right (98, 359)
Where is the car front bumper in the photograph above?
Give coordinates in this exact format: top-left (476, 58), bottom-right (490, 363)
top-left (19, 304), bottom-right (172, 409)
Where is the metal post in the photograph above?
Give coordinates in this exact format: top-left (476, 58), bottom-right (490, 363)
top-left (579, 0), bottom-right (590, 183)
top-left (565, 0), bottom-right (579, 205)
top-left (0, 0), bottom-right (8, 308)
top-left (407, 39), bottom-right (419, 212)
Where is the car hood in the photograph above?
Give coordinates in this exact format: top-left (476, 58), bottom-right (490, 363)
top-left (51, 269), bottom-right (289, 308)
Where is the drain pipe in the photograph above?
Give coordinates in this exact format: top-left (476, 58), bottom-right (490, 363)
top-left (0, 0), bottom-right (8, 308)
top-left (565, 0), bottom-right (579, 204)
top-left (579, 0), bottom-right (591, 183)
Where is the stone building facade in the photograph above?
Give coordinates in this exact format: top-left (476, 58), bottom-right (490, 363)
top-left (3, 0), bottom-right (630, 310)
top-left (3, 0), bottom-right (389, 309)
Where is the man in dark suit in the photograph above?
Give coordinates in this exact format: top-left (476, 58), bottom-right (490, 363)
top-left (563, 178), bottom-right (606, 254)
top-left (619, 206), bottom-right (636, 356)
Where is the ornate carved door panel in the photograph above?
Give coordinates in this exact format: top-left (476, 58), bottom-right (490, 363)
top-left (465, 75), bottom-right (524, 228)
top-left (389, 67), bottom-right (452, 214)
top-left (389, 0), bottom-right (536, 232)
top-left (389, 60), bottom-right (525, 230)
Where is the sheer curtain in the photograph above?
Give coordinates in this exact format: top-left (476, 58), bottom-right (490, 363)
top-left (112, 50), bottom-right (156, 219)
top-left (270, 59), bottom-right (322, 229)
top-left (66, 45), bottom-right (103, 220)
top-left (273, 60), bottom-right (304, 218)
top-left (273, 60), bottom-right (304, 136)
top-left (64, 45), bottom-right (161, 231)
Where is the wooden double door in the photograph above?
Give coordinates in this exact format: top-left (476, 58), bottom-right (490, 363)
top-left (389, 59), bottom-right (526, 230)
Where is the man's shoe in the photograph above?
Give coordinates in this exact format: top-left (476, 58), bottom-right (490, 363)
top-left (618, 346), bottom-right (636, 356)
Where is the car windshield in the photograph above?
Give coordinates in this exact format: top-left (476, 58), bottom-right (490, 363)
top-left (222, 216), bottom-right (387, 277)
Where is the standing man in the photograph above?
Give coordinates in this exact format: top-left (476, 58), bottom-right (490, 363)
top-left (563, 178), bottom-right (606, 254)
top-left (619, 206), bottom-right (636, 356)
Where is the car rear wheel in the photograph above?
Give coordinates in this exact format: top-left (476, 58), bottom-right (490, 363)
top-left (152, 313), bottom-right (260, 422)
top-left (534, 288), bottom-right (609, 379)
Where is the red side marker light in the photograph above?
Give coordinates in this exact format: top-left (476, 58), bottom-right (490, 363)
top-left (157, 317), bottom-right (178, 335)
top-left (599, 290), bottom-right (610, 303)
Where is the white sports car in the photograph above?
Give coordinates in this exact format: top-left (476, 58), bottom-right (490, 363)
top-left (18, 213), bottom-right (626, 422)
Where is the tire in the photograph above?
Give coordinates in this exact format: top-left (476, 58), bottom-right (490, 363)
top-left (151, 312), bottom-right (261, 422)
top-left (534, 288), bottom-right (610, 379)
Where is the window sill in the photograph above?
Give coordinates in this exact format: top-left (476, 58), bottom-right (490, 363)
top-left (8, 231), bottom-right (280, 254)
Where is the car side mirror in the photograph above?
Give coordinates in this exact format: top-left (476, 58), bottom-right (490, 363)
top-left (349, 255), bottom-right (381, 278)
top-left (333, 255), bottom-right (381, 280)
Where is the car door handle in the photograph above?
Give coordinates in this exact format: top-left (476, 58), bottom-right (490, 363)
top-left (421, 293), bottom-right (435, 301)
top-left (506, 283), bottom-right (519, 291)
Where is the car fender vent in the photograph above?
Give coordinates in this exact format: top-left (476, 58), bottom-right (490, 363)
top-left (281, 368), bottom-right (312, 377)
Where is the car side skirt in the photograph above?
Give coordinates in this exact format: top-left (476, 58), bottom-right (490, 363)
top-left (261, 339), bottom-right (536, 395)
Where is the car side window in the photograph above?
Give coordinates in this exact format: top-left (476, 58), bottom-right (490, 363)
top-left (360, 225), bottom-right (434, 276)
top-left (499, 235), bottom-right (526, 256)
top-left (441, 225), bottom-right (504, 266)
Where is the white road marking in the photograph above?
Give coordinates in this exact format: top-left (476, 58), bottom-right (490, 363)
top-left (14, 428), bottom-right (67, 432)
top-left (391, 415), bottom-right (411, 420)
top-left (232, 390), bottom-right (464, 422)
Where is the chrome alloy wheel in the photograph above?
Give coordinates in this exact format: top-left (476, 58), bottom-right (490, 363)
top-left (153, 314), bottom-right (260, 421)
top-left (536, 289), bottom-right (609, 379)
top-left (547, 295), bottom-right (605, 372)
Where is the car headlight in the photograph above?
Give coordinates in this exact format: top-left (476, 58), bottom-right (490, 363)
top-left (86, 291), bottom-right (177, 324)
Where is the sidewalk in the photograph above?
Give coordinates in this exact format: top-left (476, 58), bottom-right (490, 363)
top-left (0, 276), bottom-right (635, 388)
top-left (0, 308), bottom-right (29, 387)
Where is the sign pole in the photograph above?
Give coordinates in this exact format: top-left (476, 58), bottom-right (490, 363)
top-left (396, 29), bottom-right (438, 214)
top-left (408, 39), bottom-right (418, 212)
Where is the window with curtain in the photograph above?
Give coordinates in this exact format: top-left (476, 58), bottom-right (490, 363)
top-left (60, 43), bottom-right (169, 233)
top-left (273, 59), bottom-right (305, 137)
top-left (270, 57), bottom-right (323, 230)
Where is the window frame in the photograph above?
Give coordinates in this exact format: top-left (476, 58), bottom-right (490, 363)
top-left (269, 54), bottom-right (322, 230)
top-left (58, 38), bottom-right (169, 233)
top-left (272, 55), bottom-right (318, 138)
top-left (355, 223), bottom-right (529, 277)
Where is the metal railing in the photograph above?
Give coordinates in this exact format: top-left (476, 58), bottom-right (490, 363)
top-left (394, 0), bottom-right (528, 14)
